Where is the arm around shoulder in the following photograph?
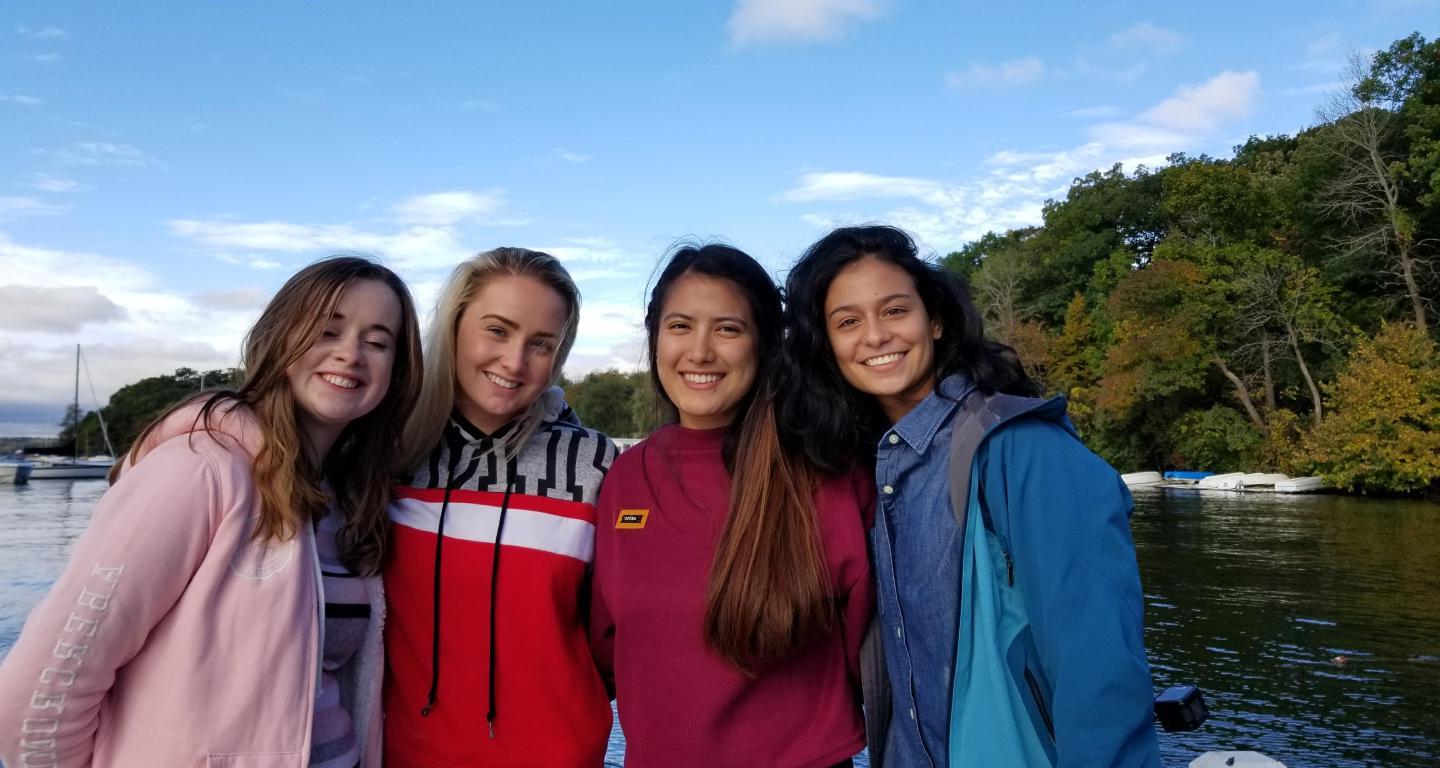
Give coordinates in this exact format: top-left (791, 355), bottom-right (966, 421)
top-left (0, 436), bottom-right (241, 767)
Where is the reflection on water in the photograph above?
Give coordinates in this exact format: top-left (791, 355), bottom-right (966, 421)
top-left (1134, 489), bottom-right (1440, 768)
top-left (0, 479), bottom-right (105, 651)
top-left (3, 482), bottom-right (1437, 766)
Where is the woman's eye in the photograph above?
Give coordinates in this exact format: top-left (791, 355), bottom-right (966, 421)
top-left (884, 306), bottom-right (907, 317)
top-left (716, 324), bottom-right (742, 336)
top-left (835, 317), bottom-right (858, 329)
top-left (529, 338), bottom-right (555, 351)
top-left (364, 339), bottom-right (390, 351)
top-left (322, 328), bottom-right (340, 338)
top-left (667, 322), bottom-right (690, 332)
top-left (487, 326), bottom-right (507, 337)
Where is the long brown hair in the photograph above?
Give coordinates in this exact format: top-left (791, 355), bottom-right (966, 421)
top-left (123, 256), bottom-right (423, 576)
top-left (399, 247), bottom-right (581, 470)
top-left (644, 243), bottom-right (834, 672)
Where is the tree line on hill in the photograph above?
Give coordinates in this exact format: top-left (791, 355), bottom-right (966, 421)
top-left (56, 33), bottom-right (1438, 494)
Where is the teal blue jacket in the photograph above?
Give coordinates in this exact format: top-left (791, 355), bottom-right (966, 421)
top-left (960, 393), bottom-right (1160, 766)
top-left (859, 388), bottom-right (1161, 767)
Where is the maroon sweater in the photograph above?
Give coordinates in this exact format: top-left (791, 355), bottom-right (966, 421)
top-left (590, 425), bottom-right (874, 768)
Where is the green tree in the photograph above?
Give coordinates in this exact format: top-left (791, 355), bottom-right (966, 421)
top-left (564, 369), bottom-right (654, 438)
top-left (1303, 323), bottom-right (1440, 493)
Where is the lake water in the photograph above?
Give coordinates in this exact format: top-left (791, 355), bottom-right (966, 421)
top-left (2, 480), bottom-right (1437, 767)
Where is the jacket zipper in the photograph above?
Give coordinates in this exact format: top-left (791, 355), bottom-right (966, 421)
top-left (1024, 667), bottom-right (1055, 741)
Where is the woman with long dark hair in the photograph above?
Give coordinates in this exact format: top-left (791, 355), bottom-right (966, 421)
top-left (782, 225), bottom-right (1160, 767)
top-left (0, 256), bottom-right (423, 767)
top-left (590, 243), bottom-right (873, 767)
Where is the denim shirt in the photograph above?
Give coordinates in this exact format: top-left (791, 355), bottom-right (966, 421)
top-left (869, 374), bottom-right (975, 768)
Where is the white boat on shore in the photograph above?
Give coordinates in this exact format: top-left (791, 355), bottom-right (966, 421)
top-left (28, 457), bottom-right (113, 480)
top-left (1274, 476), bottom-right (1324, 493)
top-left (0, 462), bottom-right (35, 484)
top-left (1196, 472), bottom-right (1246, 490)
top-left (1121, 471), bottom-right (1164, 487)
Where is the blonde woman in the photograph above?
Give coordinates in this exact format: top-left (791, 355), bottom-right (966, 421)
top-left (0, 256), bottom-right (423, 767)
top-left (385, 247), bottom-right (618, 767)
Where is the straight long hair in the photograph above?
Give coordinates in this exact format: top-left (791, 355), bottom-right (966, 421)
top-left (644, 243), bottom-right (834, 672)
top-left (781, 225), bottom-right (1039, 473)
top-left (122, 256), bottom-right (423, 576)
top-left (400, 247), bottom-right (581, 470)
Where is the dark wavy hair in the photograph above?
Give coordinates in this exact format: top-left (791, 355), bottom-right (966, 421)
top-left (644, 242), bottom-right (834, 672)
top-left (780, 225), bottom-right (1038, 473)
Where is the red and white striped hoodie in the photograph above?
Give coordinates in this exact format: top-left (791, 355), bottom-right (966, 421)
top-left (384, 392), bottom-right (618, 768)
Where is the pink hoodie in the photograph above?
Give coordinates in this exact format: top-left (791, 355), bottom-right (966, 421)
top-left (0, 403), bottom-right (384, 768)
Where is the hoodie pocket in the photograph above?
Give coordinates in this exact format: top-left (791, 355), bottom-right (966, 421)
top-left (207, 751), bottom-right (302, 768)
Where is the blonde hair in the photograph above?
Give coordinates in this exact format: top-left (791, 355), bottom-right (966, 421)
top-left (401, 247), bottom-right (580, 469)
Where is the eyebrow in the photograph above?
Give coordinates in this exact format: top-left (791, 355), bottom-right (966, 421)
top-left (331, 311), bottom-right (396, 337)
top-left (481, 313), bottom-right (557, 338)
top-left (827, 292), bottom-right (914, 319)
top-left (663, 311), bottom-right (749, 326)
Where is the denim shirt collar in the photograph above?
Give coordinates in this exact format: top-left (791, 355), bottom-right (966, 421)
top-left (886, 373), bottom-right (976, 454)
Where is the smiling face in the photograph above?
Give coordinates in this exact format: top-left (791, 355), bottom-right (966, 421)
top-left (286, 278), bottom-right (402, 457)
top-left (655, 272), bottom-right (758, 430)
top-left (453, 274), bottom-right (569, 434)
top-left (823, 256), bottom-right (942, 423)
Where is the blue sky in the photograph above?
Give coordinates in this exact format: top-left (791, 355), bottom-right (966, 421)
top-left (0, 1), bottom-right (1432, 436)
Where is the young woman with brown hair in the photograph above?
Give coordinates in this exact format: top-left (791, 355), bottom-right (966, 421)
top-left (589, 243), bottom-right (873, 767)
top-left (0, 256), bottom-right (423, 768)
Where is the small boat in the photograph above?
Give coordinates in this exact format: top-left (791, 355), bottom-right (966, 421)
top-left (1191, 751), bottom-right (1286, 767)
top-left (1162, 470), bottom-right (1213, 484)
top-left (29, 456), bottom-right (113, 480)
top-left (0, 461), bottom-right (35, 484)
top-left (1237, 473), bottom-right (1289, 489)
top-left (1121, 471), bottom-right (1164, 487)
top-left (1196, 473), bottom-right (1246, 490)
top-left (1274, 476), bottom-right (1324, 493)
top-left (32, 345), bottom-right (116, 481)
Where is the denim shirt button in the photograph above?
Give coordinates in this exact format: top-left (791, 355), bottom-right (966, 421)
top-left (882, 484), bottom-right (894, 495)
top-left (895, 626), bottom-right (903, 639)
top-left (909, 707), bottom-right (917, 720)
top-left (888, 433), bottom-right (900, 445)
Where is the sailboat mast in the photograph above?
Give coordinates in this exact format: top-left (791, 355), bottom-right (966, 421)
top-left (73, 344), bottom-right (80, 461)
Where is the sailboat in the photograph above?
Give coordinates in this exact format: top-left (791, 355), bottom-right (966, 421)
top-left (29, 345), bottom-right (115, 480)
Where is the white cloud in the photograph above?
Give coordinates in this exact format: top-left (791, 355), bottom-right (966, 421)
top-left (0, 285), bottom-right (126, 332)
top-left (44, 142), bottom-right (156, 168)
top-left (17, 53), bottom-right (61, 63)
top-left (783, 172), bottom-right (961, 207)
top-left (452, 98), bottom-right (503, 112)
top-left (781, 70), bottom-right (1262, 251)
top-left (169, 190), bottom-right (522, 271)
top-left (16, 25), bottom-right (66, 40)
top-left (727, 0), bottom-right (885, 47)
top-left (552, 148), bottom-right (591, 163)
top-left (945, 57), bottom-right (1046, 90)
top-left (1, 93), bottom-right (42, 106)
top-left (391, 190), bottom-right (507, 227)
top-left (0, 196), bottom-right (70, 220)
top-left (1136, 70), bottom-right (1259, 133)
top-left (1109, 22), bottom-right (1184, 56)
top-left (192, 289), bottom-right (270, 311)
top-left (0, 232), bottom-right (255, 410)
top-left (26, 173), bottom-right (81, 192)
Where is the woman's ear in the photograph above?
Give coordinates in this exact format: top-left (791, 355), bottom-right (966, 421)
top-left (931, 318), bottom-right (943, 340)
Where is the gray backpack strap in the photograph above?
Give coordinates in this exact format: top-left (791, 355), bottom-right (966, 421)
top-left (858, 616), bottom-right (891, 768)
top-left (948, 391), bottom-right (996, 535)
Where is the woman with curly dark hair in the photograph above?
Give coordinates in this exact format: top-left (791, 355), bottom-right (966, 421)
top-left (782, 225), bottom-right (1160, 768)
